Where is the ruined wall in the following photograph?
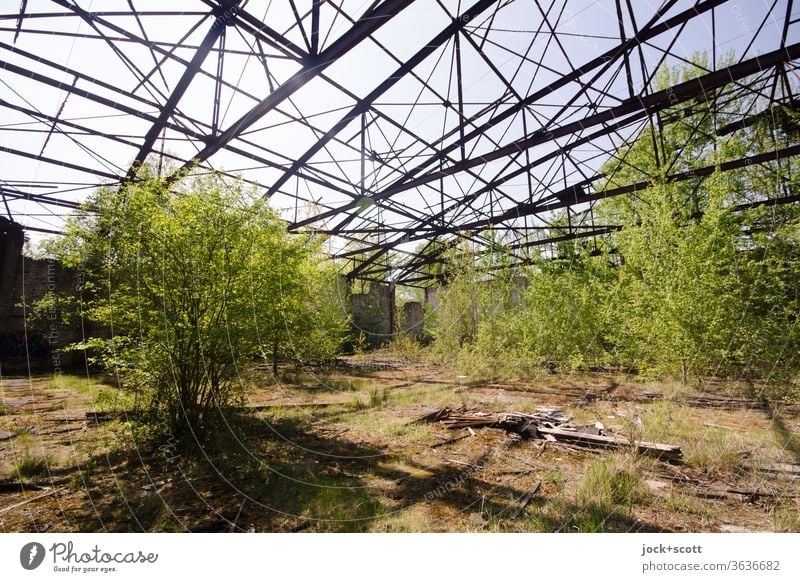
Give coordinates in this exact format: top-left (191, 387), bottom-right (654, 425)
top-left (424, 286), bottom-right (441, 313)
top-left (350, 281), bottom-right (394, 347)
top-left (0, 218), bottom-right (84, 372)
top-left (399, 301), bottom-right (424, 339)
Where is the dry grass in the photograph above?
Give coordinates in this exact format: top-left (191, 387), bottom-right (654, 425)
top-left (1, 361), bottom-right (798, 532)
top-left (772, 500), bottom-right (800, 532)
top-left (12, 451), bottom-right (53, 479)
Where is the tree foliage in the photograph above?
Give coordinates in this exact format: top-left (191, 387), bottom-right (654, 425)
top-left (44, 168), bottom-right (348, 437)
top-left (427, 57), bottom-right (800, 394)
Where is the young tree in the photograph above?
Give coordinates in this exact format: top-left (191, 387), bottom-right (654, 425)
top-left (595, 58), bottom-right (800, 382)
top-left (45, 168), bottom-right (347, 438)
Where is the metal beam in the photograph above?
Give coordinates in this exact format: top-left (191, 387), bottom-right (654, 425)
top-left (290, 0), bottom-right (727, 231)
top-left (461, 143), bottom-right (800, 229)
top-left (265, 0), bottom-right (498, 204)
top-left (170, 0), bottom-right (416, 178)
top-left (301, 40), bottom-right (800, 233)
top-left (125, 2), bottom-right (240, 181)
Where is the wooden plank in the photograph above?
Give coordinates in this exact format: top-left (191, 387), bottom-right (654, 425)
top-left (511, 479), bottom-right (541, 518)
top-left (431, 431), bottom-right (472, 448)
top-left (418, 406), bottom-right (682, 461)
top-left (537, 426), bottom-right (683, 461)
top-left (749, 462), bottom-right (800, 477)
top-left (413, 407), bottom-right (453, 424)
top-left (0, 481), bottom-right (46, 493)
top-left (0, 487), bottom-right (64, 515)
top-left (726, 488), bottom-right (800, 500)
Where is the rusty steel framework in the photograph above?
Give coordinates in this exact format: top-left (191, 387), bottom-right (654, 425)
top-left (1, 0), bottom-right (799, 285)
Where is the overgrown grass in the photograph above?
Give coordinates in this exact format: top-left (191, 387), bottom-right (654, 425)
top-left (369, 386), bottom-right (387, 407)
top-left (520, 455), bottom-right (652, 533)
top-left (48, 373), bottom-right (129, 411)
top-left (373, 505), bottom-right (430, 532)
top-left (385, 335), bottom-right (424, 359)
top-left (638, 401), bottom-right (765, 474)
top-left (388, 383), bottom-right (458, 407)
top-left (772, 500), bottom-right (800, 532)
top-left (577, 454), bottom-right (649, 509)
top-left (663, 492), bottom-right (711, 519)
top-left (343, 387), bottom-right (388, 410)
top-left (545, 469), bottom-right (565, 486)
top-left (559, 455), bottom-right (649, 532)
top-left (12, 450), bottom-right (53, 479)
top-left (48, 373), bottom-right (101, 394)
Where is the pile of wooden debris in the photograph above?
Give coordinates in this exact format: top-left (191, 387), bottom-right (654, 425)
top-left (416, 406), bottom-right (683, 462)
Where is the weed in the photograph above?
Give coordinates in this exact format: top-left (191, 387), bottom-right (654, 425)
top-left (347, 396), bottom-right (366, 410)
top-left (374, 506), bottom-right (429, 532)
top-left (13, 451), bottom-right (52, 479)
top-left (663, 492), bottom-right (707, 517)
top-left (386, 335), bottom-right (423, 359)
top-left (48, 374), bottom-right (130, 411)
top-left (545, 469), bottom-right (565, 485)
top-left (639, 401), bottom-right (758, 474)
top-left (48, 374), bottom-right (98, 394)
top-left (369, 387), bottom-right (387, 407)
top-left (772, 500), bottom-right (800, 532)
top-left (14, 429), bottom-right (32, 446)
top-left (577, 454), bottom-right (648, 509)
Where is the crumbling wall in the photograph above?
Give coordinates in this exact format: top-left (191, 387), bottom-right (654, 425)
top-left (0, 218), bottom-right (84, 372)
top-left (424, 286), bottom-right (441, 313)
top-left (350, 281), bottom-right (394, 347)
top-left (400, 301), bottom-right (424, 339)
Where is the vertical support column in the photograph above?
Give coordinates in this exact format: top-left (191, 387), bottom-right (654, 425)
top-left (311, 0), bottom-right (321, 55)
top-left (454, 30), bottom-right (466, 161)
top-left (389, 281), bottom-right (396, 335)
top-left (350, 281), bottom-right (395, 348)
top-left (212, 28), bottom-right (226, 136)
top-left (360, 112), bottom-right (366, 196)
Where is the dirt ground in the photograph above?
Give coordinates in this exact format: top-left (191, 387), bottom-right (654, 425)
top-left (1, 354), bottom-right (799, 532)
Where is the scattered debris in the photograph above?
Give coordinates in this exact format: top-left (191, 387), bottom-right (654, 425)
top-left (511, 479), bottom-right (542, 518)
top-left (537, 426), bottom-right (683, 461)
top-left (0, 487), bottom-right (65, 516)
top-left (446, 459), bottom-right (481, 469)
top-left (431, 429), bottom-right (474, 449)
top-left (726, 488), bottom-right (800, 501)
top-left (417, 407), bottom-right (683, 462)
top-left (747, 462), bottom-right (800, 478)
top-left (468, 512), bottom-right (488, 526)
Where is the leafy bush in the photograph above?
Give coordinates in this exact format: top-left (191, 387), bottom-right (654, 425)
top-left (42, 167), bottom-right (348, 441)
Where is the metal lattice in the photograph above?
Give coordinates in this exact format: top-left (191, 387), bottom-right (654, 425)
top-left (1, 0), bottom-right (799, 284)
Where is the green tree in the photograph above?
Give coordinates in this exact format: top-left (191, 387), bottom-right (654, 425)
top-left (44, 168), bottom-right (347, 438)
top-left (595, 57), bottom-right (800, 382)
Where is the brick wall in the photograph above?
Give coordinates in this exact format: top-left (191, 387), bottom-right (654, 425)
top-left (0, 218), bottom-right (85, 372)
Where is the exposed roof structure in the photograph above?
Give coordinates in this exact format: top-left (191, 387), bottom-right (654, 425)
top-left (1, 0), bottom-right (799, 284)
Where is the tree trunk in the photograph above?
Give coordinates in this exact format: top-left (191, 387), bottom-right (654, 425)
top-left (272, 341), bottom-right (279, 376)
